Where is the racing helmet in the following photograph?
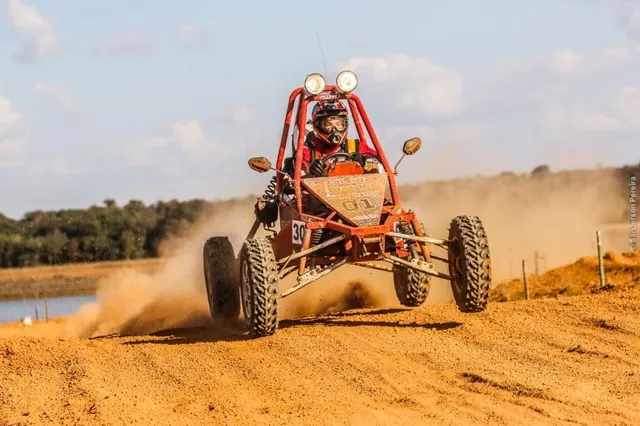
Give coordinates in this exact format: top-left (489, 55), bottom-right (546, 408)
top-left (311, 100), bottom-right (349, 146)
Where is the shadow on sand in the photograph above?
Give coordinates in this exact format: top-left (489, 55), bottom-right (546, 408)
top-left (280, 308), bottom-right (461, 331)
top-left (115, 308), bottom-right (462, 345)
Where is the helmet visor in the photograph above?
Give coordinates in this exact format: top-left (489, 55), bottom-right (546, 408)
top-left (319, 116), bottom-right (347, 133)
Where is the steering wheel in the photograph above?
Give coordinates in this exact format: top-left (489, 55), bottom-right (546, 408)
top-left (321, 152), bottom-right (353, 165)
top-left (316, 152), bottom-right (381, 177)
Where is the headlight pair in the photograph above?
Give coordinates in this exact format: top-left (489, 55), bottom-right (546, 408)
top-left (304, 70), bottom-right (358, 95)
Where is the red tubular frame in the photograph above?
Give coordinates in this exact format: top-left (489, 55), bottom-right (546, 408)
top-left (276, 85), bottom-right (401, 214)
top-left (268, 83), bottom-right (434, 264)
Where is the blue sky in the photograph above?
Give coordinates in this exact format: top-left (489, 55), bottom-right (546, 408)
top-left (0, 0), bottom-right (638, 218)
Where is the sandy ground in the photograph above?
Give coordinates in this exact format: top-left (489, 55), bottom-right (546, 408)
top-left (1, 284), bottom-right (639, 426)
top-left (0, 165), bottom-right (636, 425)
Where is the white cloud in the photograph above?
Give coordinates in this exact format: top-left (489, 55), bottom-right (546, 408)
top-left (8, 0), bottom-right (59, 63)
top-left (489, 45), bottom-right (640, 92)
top-left (0, 97), bottom-right (23, 131)
top-left (231, 104), bottom-right (253, 123)
top-left (546, 47), bottom-right (635, 75)
top-left (92, 32), bottom-right (152, 57)
top-left (467, 44), bottom-right (640, 125)
top-left (342, 46), bottom-right (640, 178)
top-left (617, 1), bottom-right (640, 41)
top-left (342, 54), bottom-right (465, 118)
top-left (1, 94), bottom-right (85, 176)
top-left (540, 104), bottom-right (624, 133)
top-left (0, 96), bottom-right (28, 166)
top-left (170, 120), bottom-right (206, 152)
top-left (125, 119), bottom-right (230, 173)
top-left (174, 24), bottom-right (206, 48)
top-left (35, 82), bottom-right (86, 113)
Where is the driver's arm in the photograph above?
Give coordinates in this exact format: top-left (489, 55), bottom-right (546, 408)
top-left (301, 145), bottom-right (312, 175)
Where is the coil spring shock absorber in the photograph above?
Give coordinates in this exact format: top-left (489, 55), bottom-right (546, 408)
top-left (398, 221), bottom-right (419, 259)
top-left (263, 176), bottom-right (277, 200)
top-left (311, 229), bottom-right (323, 246)
top-left (256, 176), bottom-right (278, 226)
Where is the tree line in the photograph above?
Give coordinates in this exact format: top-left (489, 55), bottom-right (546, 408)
top-left (0, 198), bottom-right (250, 268)
top-left (0, 162), bottom-right (637, 269)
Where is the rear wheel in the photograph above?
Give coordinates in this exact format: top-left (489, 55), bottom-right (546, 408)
top-left (393, 221), bottom-right (431, 306)
top-left (393, 263), bottom-right (431, 307)
top-left (203, 236), bottom-right (240, 319)
top-left (447, 216), bottom-right (492, 312)
top-left (239, 237), bottom-right (279, 338)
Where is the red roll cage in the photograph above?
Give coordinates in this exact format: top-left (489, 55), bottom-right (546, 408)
top-left (274, 84), bottom-right (400, 215)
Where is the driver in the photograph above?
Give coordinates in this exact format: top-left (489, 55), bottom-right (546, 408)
top-left (302, 100), bottom-right (379, 177)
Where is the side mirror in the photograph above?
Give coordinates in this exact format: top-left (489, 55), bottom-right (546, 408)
top-left (402, 137), bottom-right (421, 155)
top-left (248, 157), bottom-right (272, 173)
top-left (394, 137), bottom-right (422, 173)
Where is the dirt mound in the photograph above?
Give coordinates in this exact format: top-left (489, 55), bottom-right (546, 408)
top-left (490, 250), bottom-right (640, 301)
top-left (1, 287), bottom-right (639, 425)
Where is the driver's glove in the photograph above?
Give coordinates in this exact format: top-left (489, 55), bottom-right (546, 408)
top-left (309, 159), bottom-right (327, 177)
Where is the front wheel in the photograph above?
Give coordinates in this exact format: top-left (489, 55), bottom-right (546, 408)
top-left (239, 237), bottom-right (279, 338)
top-left (447, 216), bottom-right (492, 312)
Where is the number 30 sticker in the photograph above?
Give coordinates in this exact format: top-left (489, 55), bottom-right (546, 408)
top-left (292, 220), bottom-right (306, 244)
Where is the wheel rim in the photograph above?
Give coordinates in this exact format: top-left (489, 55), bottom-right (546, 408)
top-left (449, 239), bottom-right (464, 299)
top-left (241, 259), bottom-right (252, 323)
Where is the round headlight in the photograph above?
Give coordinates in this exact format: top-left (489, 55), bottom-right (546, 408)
top-left (304, 73), bottom-right (326, 95)
top-left (336, 70), bottom-right (358, 93)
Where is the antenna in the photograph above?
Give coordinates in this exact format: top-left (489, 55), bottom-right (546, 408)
top-left (316, 31), bottom-right (329, 79)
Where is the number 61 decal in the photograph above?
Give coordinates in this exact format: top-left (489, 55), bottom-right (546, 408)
top-left (291, 220), bottom-right (306, 244)
top-left (341, 198), bottom-right (373, 210)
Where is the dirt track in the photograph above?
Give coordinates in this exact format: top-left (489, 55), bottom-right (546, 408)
top-left (1, 285), bottom-right (639, 426)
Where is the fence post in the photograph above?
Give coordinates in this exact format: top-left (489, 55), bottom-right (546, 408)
top-left (522, 259), bottom-right (530, 300)
top-left (596, 230), bottom-right (606, 289)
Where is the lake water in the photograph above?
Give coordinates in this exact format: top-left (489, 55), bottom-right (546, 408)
top-left (0, 294), bottom-right (96, 323)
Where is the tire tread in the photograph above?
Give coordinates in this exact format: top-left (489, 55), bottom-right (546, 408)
top-left (448, 215), bottom-right (492, 313)
top-left (241, 237), bottom-right (279, 337)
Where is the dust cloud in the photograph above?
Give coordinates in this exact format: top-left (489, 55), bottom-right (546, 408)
top-left (59, 167), bottom-right (629, 338)
top-left (59, 204), bottom-right (255, 338)
top-left (402, 168), bottom-right (628, 282)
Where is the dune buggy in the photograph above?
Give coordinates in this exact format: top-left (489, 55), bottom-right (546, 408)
top-left (203, 71), bottom-right (492, 338)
